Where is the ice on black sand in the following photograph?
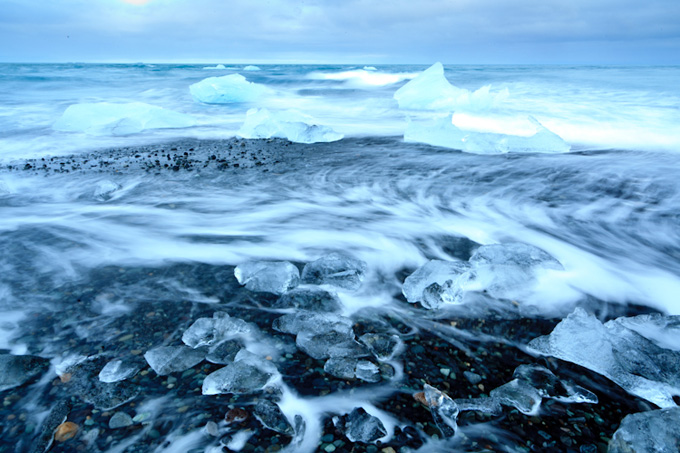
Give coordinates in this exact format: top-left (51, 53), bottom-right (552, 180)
top-left (182, 311), bottom-right (255, 349)
top-left (202, 350), bottom-right (279, 395)
top-left (335, 407), bottom-right (387, 443)
top-left (402, 259), bottom-right (472, 308)
top-left (144, 345), bottom-right (206, 376)
top-left (608, 407), bottom-right (680, 453)
top-left (301, 252), bottom-right (367, 290)
top-left (234, 261), bottom-right (300, 295)
top-left (274, 287), bottom-right (342, 312)
top-left (98, 357), bottom-right (143, 383)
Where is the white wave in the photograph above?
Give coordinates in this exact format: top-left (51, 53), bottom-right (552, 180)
top-left (307, 69), bottom-right (418, 87)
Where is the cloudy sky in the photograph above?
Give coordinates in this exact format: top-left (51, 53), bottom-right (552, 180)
top-left (1, 0), bottom-right (678, 64)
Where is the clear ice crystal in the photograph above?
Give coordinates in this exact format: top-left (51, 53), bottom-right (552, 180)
top-left (234, 261), bottom-right (300, 295)
top-left (301, 252), bottom-right (367, 290)
top-left (238, 108), bottom-right (343, 144)
top-left (144, 346), bottom-right (206, 376)
top-left (490, 379), bottom-right (543, 415)
top-left (98, 358), bottom-right (142, 383)
top-left (608, 407), bottom-right (680, 453)
top-left (341, 408), bottom-right (387, 443)
top-left (529, 307), bottom-right (680, 408)
top-left (423, 384), bottom-right (460, 437)
top-left (402, 259), bottom-right (472, 307)
top-left (274, 287), bottom-right (342, 312)
top-left (359, 333), bottom-right (402, 360)
top-left (253, 400), bottom-right (294, 435)
top-left (182, 312), bottom-right (255, 349)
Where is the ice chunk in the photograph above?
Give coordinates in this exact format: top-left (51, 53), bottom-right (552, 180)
top-left (190, 74), bottom-right (269, 104)
top-left (243, 65), bottom-right (261, 71)
top-left (338, 407), bottom-right (387, 443)
top-left (0, 353), bottom-right (50, 392)
top-left (203, 64), bottom-right (226, 70)
top-left (238, 108), bottom-right (343, 144)
top-left (144, 346), bottom-right (206, 375)
top-left (529, 308), bottom-right (680, 407)
top-left (355, 361), bottom-right (381, 383)
top-left (53, 102), bottom-right (195, 136)
top-left (363, 66), bottom-right (377, 71)
top-left (511, 364), bottom-right (597, 404)
top-left (301, 252), bottom-right (367, 290)
top-left (394, 62), bottom-right (508, 112)
top-left (359, 333), bottom-right (402, 360)
top-left (273, 311), bottom-right (353, 337)
top-left (324, 357), bottom-right (357, 379)
top-left (93, 180), bottom-right (121, 201)
top-left (234, 261), bottom-right (300, 295)
top-left (254, 400), bottom-right (294, 435)
top-left (608, 407), bottom-right (680, 453)
top-left (402, 259), bottom-right (472, 307)
top-left (423, 384), bottom-right (459, 437)
top-left (274, 287), bottom-right (342, 312)
top-left (490, 379), bottom-right (543, 415)
top-left (182, 312), bottom-right (255, 349)
top-left (469, 242), bottom-right (563, 300)
top-left (98, 358), bottom-right (142, 383)
top-left (201, 352), bottom-right (278, 395)
top-left (405, 115), bottom-right (570, 154)
top-left (205, 339), bottom-right (243, 365)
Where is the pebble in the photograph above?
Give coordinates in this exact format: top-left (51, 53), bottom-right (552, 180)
top-left (109, 412), bottom-right (133, 429)
top-left (54, 421), bottom-right (79, 442)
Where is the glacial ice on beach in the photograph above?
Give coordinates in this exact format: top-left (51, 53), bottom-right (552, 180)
top-left (608, 407), bottom-right (680, 453)
top-left (182, 312), bottom-right (255, 349)
top-left (274, 287), bottom-right (342, 312)
top-left (337, 407), bottom-right (387, 443)
top-left (201, 350), bottom-right (279, 395)
top-left (238, 108), bottom-right (343, 144)
top-left (53, 102), bottom-right (196, 136)
top-left (301, 252), bottom-right (368, 290)
top-left (98, 358), bottom-right (142, 383)
top-left (423, 384), bottom-right (459, 437)
top-left (234, 261), bottom-right (300, 295)
top-left (404, 115), bottom-right (571, 154)
top-left (529, 308), bottom-right (680, 407)
top-left (190, 74), bottom-right (269, 104)
top-left (402, 259), bottom-right (472, 308)
top-left (394, 62), bottom-right (508, 112)
top-left (144, 346), bottom-right (206, 376)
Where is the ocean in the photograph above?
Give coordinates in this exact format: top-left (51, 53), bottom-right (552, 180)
top-left (1, 63), bottom-right (679, 452)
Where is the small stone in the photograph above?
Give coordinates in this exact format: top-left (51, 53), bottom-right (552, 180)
top-left (464, 371), bottom-right (482, 385)
top-left (204, 421), bottom-right (219, 437)
top-left (382, 448), bottom-right (397, 453)
top-left (324, 444), bottom-right (336, 452)
top-left (54, 421), bottom-right (79, 442)
top-left (225, 408), bottom-right (249, 424)
top-left (109, 412), bottom-right (133, 429)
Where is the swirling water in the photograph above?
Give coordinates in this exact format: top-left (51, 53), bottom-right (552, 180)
top-left (1, 63), bottom-right (680, 452)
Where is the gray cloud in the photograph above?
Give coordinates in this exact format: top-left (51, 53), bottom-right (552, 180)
top-left (0, 0), bottom-right (678, 63)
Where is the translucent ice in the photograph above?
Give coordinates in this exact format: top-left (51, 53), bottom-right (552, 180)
top-left (324, 357), bottom-right (381, 382)
top-left (98, 358), bottom-right (142, 383)
top-left (201, 351), bottom-right (279, 395)
top-left (243, 65), bottom-right (261, 71)
top-left (254, 400), bottom-right (293, 435)
top-left (190, 74), bottom-right (269, 104)
top-left (273, 311), bottom-right (353, 336)
top-left (469, 242), bottom-right (563, 300)
top-left (144, 346), bottom-right (206, 376)
top-left (203, 64), bottom-right (226, 69)
top-left (394, 62), bottom-right (508, 112)
top-left (274, 287), bottom-right (342, 312)
top-left (0, 353), bottom-right (50, 391)
top-left (238, 108), bottom-right (343, 144)
top-left (93, 180), bottom-right (121, 201)
top-left (339, 407), bottom-right (387, 443)
top-left (53, 102), bottom-right (195, 136)
top-left (402, 259), bottom-right (472, 308)
top-left (608, 407), bottom-right (680, 453)
top-left (490, 379), bottom-right (543, 415)
top-left (423, 384), bottom-right (459, 437)
top-left (182, 312), bottom-right (255, 349)
top-left (405, 115), bottom-right (570, 154)
top-left (358, 333), bottom-right (402, 360)
top-left (234, 261), bottom-right (300, 295)
top-left (529, 308), bottom-right (680, 407)
top-left (301, 252), bottom-right (367, 290)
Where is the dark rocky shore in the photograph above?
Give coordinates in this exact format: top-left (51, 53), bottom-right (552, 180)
top-left (0, 138), bottom-right (672, 453)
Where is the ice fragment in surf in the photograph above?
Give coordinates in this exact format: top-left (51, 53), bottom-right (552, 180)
top-left (608, 407), bottom-right (680, 453)
top-left (243, 65), bottom-right (261, 71)
top-left (405, 115), bottom-right (570, 154)
top-left (0, 353), bottom-right (50, 392)
top-left (402, 259), bottom-right (472, 307)
top-left (529, 308), bottom-right (680, 408)
top-left (238, 108), bottom-right (343, 144)
top-left (234, 261), bottom-right (300, 295)
top-left (469, 242), bottom-right (563, 300)
top-left (182, 312), bottom-right (255, 349)
top-left (53, 102), bottom-right (195, 136)
top-left (423, 384), bottom-right (459, 437)
top-left (274, 287), bottom-right (342, 312)
top-left (355, 361), bottom-right (381, 383)
top-left (359, 333), bottom-right (402, 360)
top-left (253, 400), bottom-right (294, 435)
top-left (511, 364), bottom-right (597, 404)
top-left (93, 180), bottom-right (121, 200)
top-left (394, 62), bottom-right (508, 112)
top-left (98, 358), bottom-right (142, 383)
top-left (301, 252), bottom-right (367, 290)
top-left (190, 74), bottom-right (269, 104)
top-left (201, 351), bottom-right (278, 395)
top-left (324, 357), bottom-right (382, 382)
top-left (490, 379), bottom-right (543, 415)
top-left (144, 345), bottom-right (206, 376)
top-left (273, 311), bottom-right (353, 336)
top-left (205, 339), bottom-right (243, 365)
top-left (338, 407), bottom-right (387, 443)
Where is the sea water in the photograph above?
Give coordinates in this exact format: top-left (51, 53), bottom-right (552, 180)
top-left (1, 64), bottom-right (680, 452)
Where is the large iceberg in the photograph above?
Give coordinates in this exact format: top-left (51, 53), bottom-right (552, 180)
top-left (394, 62), bottom-right (508, 112)
top-left (529, 308), bottom-right (680, 407)
top-left (190, 74), bottom-right (269, 104)
top-left (238, 108), bottom-right (343, 144)
top-left (405, 115), bottom-right (570, 154)
top-left (53, 102), bottom-right (196, 136)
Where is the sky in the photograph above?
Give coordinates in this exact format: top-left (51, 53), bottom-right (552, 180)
top-left (1, 0), bottom-right (679, 64)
